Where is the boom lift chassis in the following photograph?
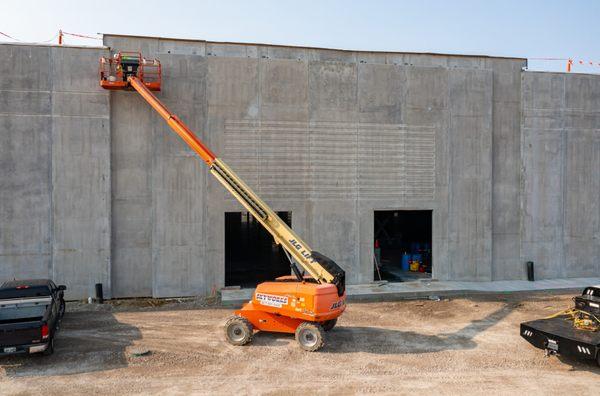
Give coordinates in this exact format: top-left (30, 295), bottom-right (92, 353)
top-left (100, 52), bottom-right (346, 351)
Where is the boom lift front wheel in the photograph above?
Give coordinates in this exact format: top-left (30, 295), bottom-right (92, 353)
top-left (225, 316), bottom-right (253, 346)
top-left (295, 322), bottom-right (325, 351)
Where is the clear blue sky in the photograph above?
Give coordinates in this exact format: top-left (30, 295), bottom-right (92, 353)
top-left (2, 0), bottom-right (599, 73)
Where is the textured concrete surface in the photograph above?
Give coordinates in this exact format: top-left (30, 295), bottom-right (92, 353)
top-left (0, 44), bottom-right (110, 299)
top-left (1, 36), bottom-right (598, 299)
top-left (521, 72), bottom-right (600, 279)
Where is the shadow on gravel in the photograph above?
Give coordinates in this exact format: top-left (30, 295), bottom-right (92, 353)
top-left (248, 303), bottom-right (517, 354)
top-left (557, 355), bottom-right (600, 373)
top-left (323, 303), bottom-right (516, 354)
top-left (0, 311), bottom-right (141, 378)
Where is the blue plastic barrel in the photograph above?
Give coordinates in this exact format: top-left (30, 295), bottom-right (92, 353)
top-left (401, 253), bottom-right (411, 271)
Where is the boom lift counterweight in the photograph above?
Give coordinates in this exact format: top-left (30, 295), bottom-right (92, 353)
top-left (100, 52), bottom-right (346, 351)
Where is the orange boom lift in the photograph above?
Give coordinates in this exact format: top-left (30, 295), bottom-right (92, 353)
top-left (100, 52), bottom-right (346, 351)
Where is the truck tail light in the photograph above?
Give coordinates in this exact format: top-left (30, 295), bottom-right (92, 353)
top-left (41, 324), bottom-right (49, 339)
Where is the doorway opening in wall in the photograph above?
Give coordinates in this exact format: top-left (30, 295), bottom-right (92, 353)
top-left (374, 210), bottom-right (432, 282)
top-left (225, 211), bottom-right (292, 288)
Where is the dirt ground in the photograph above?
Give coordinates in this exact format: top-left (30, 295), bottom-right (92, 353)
top-left (0, 292), bottom-right (598, 395)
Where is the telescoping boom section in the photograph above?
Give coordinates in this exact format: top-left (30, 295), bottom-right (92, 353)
top-left (100, 52), bottom-right (345, 350)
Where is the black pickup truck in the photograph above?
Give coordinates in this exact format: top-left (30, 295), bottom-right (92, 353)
top-left (521, 286), bottom-right (600, 366)
top-left (0, 279), bottom-right (66, 356)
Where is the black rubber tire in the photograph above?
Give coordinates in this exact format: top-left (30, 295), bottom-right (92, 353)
top-left (224, 316), bottom-right (253, 346)
top-left (295, 322), bottom-right (325, 352)
top-left (597, 352), bottom-right (600, 367)
top-left (321, 318), bottom-right (337, 332)
top-left (59, 300), bottom-right (66, 318)
top-left (42, 338), bottom-right (54, 356)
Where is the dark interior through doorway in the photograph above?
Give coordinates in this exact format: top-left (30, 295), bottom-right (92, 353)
top-left (374, 210), bottom-right (432, 282)
top-left (225, 211), bottom-right (292, 288)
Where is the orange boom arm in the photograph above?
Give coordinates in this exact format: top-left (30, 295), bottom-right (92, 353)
top-left (128, 77), bottom-right (216, 165)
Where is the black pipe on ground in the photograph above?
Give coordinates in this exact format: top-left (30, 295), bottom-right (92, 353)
top-left (527, 261), bottom-right (535, 282)
top-left (95, 283), bottom-right (104, 304)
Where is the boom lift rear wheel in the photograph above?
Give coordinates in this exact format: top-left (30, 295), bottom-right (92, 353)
top-left (225, 316), bottom-right (253, 346)
top-left (295, 322), bottom-right (325, 351)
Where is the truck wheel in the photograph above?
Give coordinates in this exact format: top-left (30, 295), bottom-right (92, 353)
top-left (43, 338), bottom-right (54, 356)
top-left (225, 316), bottom-right (253, 346)
top-left (295, 322), bottom-right (325, 351)
top-left (321, 318), bottom-right (337, 332)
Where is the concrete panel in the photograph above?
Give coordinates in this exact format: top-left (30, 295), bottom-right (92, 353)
top-left (309, 61), bottom-right (358, 122)
top-left (0, 45), bottom-right (52, 287)
top-left (0, 91), bottom-right (51, 115)
top-left (491, 63), bottom-right (523, 280)
top-left (152, 83), bottom-right (207, 298)
top-left (0, 45), bottom-right (51, 90)
top-left (521, 71), bottom-right (600, 280)
top-left (446, 69), bottom-right (493, 281)
top-left (358, 64), bottom-right (405, 124)
top-left (260, 59), bottom-right (309, 122)
top-left (51, 92), bottom-right (108, 117)
top-left (51, 114), bottom-right (110, 299)
top-left (158, 39), bottom-right (205, 56)
top-left (564, 129), bottom-right (600, 276)
top-left (308, 49), bottom-right (356, 63)
top-left (103, 36), bottom-right (159, 58)
top-left (521, 130), bottom-right (565, 279)
top-left (48, 46), bottom-right (111, 299)
top-left (206, 43), bottom-right (257, 58)
top-left (110, 91), bottom-right (153, 297)
top-left (51, 47), bottom-right (107, 92)
top-left (309, 201), bottom-right (359, 283)
top-left (265, 46), bottom-right (308, 61)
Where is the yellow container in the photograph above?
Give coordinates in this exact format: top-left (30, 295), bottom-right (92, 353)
top-left (410, 260), bottom-right (420, 272)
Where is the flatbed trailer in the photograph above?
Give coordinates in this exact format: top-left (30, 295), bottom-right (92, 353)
top-left (521, 286), bottom-right (600, 365)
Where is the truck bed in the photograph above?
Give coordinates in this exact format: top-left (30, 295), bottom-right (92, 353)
top-left (521, 316), bottom-right (599, 361)
top-left (0, 296), bottom-right (52, 354)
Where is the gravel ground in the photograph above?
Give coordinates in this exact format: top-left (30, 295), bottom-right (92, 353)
top-left (0, 292), bottom-right (598, 395)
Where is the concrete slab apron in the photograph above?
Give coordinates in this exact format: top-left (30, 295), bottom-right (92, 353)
top-left (222, 277), bottom-right (600, 304)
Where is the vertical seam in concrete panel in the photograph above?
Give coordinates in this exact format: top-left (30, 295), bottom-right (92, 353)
top-left (257, 59), bottom-right (262, 194)
top-left (202, 55), bottom-right (213, 288)
top-left (106, 66), bottom-right (112, 298)
top-left (560, 75), bottom-right (567, 278)
top-left (49, 47), bottom-right (55, 281)
top-left (486, 70), bottom-right (493, 281)
top-left (517, 71), bottom-right (524, 279)
top-left (488, 71), bottom-right (494, 280)
top-left (110, 90), bottom-right (115, 297)
top-left (519, 70), bottom-right (527, 274)
top-left (306, 60), bottom-right (312, 206)
top-left (446, 69), bottom-right (453, 280)
top-left (151, 94), bottom-right (157, 297)
top-left (490, 68), bottom-right (497, 280)
top-left (354, 61), bottom-right (360, 280)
